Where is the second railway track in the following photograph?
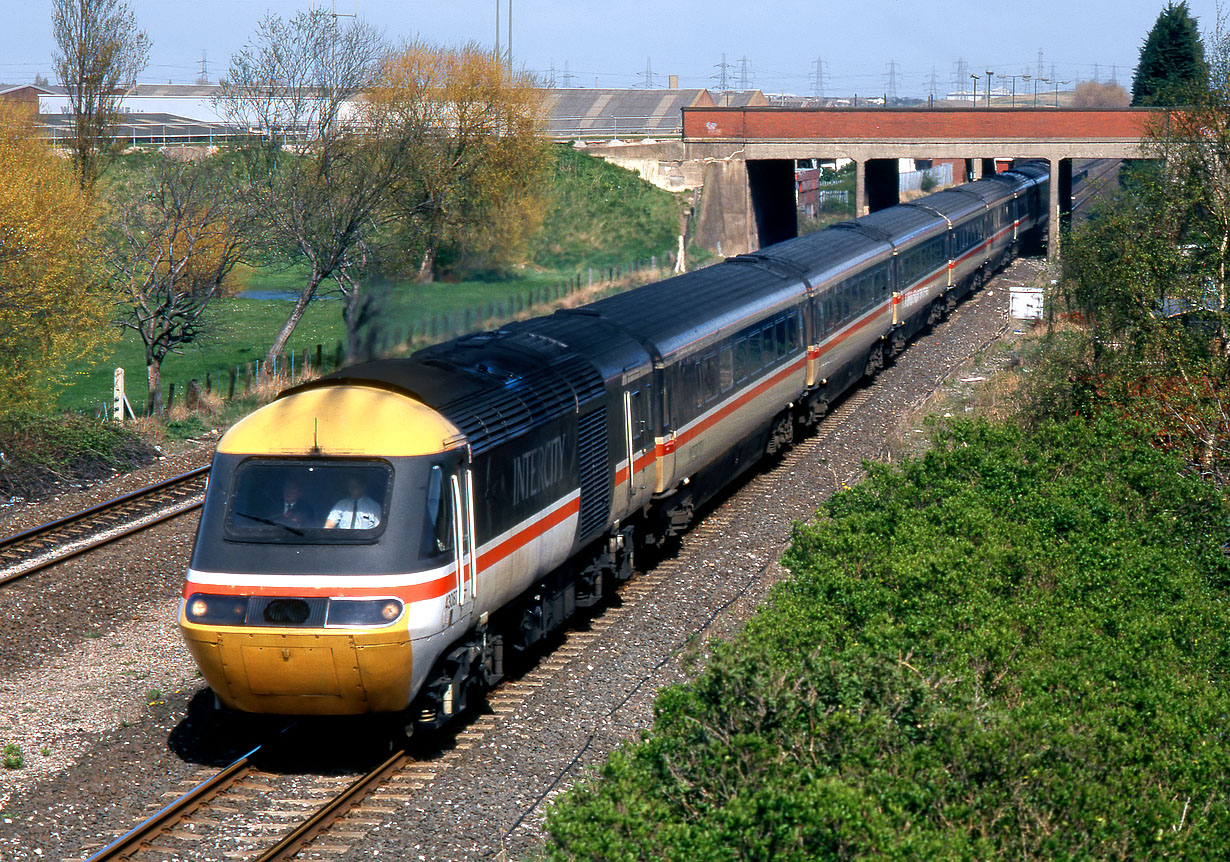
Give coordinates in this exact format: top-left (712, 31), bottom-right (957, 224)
top-left (0, 466), bottom-right (209, 586)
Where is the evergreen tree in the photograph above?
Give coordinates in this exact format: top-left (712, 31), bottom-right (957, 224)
top-left (1132, 1), bottom-right (1208, 105)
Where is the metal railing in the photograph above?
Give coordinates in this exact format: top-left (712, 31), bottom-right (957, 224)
top-left (544, 115), bottom-right (682, 141)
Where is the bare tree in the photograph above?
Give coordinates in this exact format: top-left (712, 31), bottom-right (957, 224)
top-left (100, 154), bottom-right (249, 414)
top-left (52, 0), bottom-right (149, 191)
top-left (216, 9), bottom-right (401, 380)
top-left (1071, 80), bottom-right (1130, 107)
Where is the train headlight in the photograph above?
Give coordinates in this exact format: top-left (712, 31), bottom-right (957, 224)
top-left (326, 598), bottom-right (404, 627)
top-left (184, 593), bottom-right (248, 625)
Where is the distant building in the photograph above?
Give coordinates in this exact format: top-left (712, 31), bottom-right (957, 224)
top-left (0, 84), bottom-right (49, 110)
top-left (711, 90), bottom-right (769, 108)
top-left (540, 88), bottom-right (727, 141)
top-left (35, 83), bottom-right (225, 123)
top-left (15, 81), bottom-right (777, 146)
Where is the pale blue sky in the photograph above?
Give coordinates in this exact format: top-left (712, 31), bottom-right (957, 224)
top-left (1, 1), bottom-right (1223, 97)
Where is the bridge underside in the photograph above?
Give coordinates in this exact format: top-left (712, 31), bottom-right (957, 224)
top-left (686, 140), bottom-right (1142, 258)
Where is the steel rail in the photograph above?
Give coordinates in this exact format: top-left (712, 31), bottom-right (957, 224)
top-left (84, 744), bottom-right (260, 862)
top-left (251, 748), bottom-right (414, 861)
top-left (0, 465), bottom-right (209, 585)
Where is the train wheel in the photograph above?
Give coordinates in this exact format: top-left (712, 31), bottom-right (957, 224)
top-left (927, 298), bottom-right (945, 327)
top-left (766, 411), bottom-right (794, 456)
top-left (864, 344), bottom-right (886, 377)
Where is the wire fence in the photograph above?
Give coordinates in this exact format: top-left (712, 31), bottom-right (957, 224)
top-left (103, 258), bottom-right (672, 421)
top-left (899, 163), bottom-right (954, 192)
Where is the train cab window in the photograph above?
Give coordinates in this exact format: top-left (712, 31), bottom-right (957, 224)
top-left (425, 465), bottom-right (453, 554)
top-left (225, 460), bottom-right (391, 542)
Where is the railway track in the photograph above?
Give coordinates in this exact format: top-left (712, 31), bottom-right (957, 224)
top-left (0, 466), bottom-right (209, 586)
top-left (81, 732), bottom-right (427, 862)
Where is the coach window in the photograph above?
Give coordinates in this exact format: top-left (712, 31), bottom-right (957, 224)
top-left (702, 351), bottom-right (719, 402)
top-left (774, 319), bottom-right (788, 359)
top-left (719, 346), bottom-right (734, 391)
top-left (748, 329), bottom-right (763, 371)
top-left (734, 337), bottom-right (750, 383)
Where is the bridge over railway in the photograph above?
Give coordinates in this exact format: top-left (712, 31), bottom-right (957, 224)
top-left (678, 106), bottom-right (1156, 256)
top-left (584, 106), bottom-right (1159, 258)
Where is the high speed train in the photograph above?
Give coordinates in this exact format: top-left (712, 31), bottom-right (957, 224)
top-left (179, 161), bottom-right (1048, 729)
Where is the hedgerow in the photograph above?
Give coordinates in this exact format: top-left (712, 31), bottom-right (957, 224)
top-left (545, 417), bottom-right (1230, 860)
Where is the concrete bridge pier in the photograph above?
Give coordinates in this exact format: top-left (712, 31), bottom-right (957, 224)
top-left (747, 159), bottom-right (798, 247)
top-left (854, 158), bottom-right (901, 216)
top-left (694, 158), bottom-right (756, 257)
top-left (1047, 156), bottom-right (1074, 259)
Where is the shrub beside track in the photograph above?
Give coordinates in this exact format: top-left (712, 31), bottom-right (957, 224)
top-left (545, 417), bottom-right (1230, 860)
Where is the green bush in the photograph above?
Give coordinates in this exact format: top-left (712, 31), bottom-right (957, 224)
top-left (0, 411), bottom-right (156, 500)
top-left (2, 743), bottom-right (24, 769)
top-left (546, 417), bottom-right (1230, 860)
top-left (532, 145), bottom-right (680, 271)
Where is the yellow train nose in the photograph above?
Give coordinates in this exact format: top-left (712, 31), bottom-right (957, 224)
top-left (181, 623), bottom-right (414, 715)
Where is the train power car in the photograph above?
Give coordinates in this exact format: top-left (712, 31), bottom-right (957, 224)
top-left (179, 162), bottom-right (1048, 730)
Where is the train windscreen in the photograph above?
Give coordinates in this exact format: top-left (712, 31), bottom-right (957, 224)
top-left (224, 459), bottom-right (392, 541)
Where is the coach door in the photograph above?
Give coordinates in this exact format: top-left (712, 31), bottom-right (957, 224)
top-left (654, 365), bottom-right (676, 493)
top-left (622, 379), bottom-right (652, 508)
top-left (448, 463), bottom-right (478, 616)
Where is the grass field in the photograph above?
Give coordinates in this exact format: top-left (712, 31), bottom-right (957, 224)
top-left (58, 267), bottom-right (605, 415)
top-left (57, 144), bottom-right (686, 416)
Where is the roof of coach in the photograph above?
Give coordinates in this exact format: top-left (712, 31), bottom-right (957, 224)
top-left (855, 201), bottom-right (946, 245)
top-left (911, 187), bottom-right (989, 223)
top-left (756, 225), bottom-right (890, 286)
top-left (964, 172), bottom-right (1028, 205)
top-left (1007, 161), bottom-right (1049, 183)
top-left (577, 259), bottom-right (806, 358)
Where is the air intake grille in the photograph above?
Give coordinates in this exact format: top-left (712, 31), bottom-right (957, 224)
top-left (440, 355), bottom-right (605, 456)
top-left (576, 407), bottom-right (610, 538)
